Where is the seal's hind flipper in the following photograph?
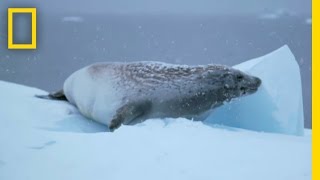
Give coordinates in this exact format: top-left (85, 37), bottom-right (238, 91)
top-left (35, 89), bottom-right (67, 101)
top-left (109, 101), bottom-right (151, 131)
top-left (35, 94), bottom-right (53, 100)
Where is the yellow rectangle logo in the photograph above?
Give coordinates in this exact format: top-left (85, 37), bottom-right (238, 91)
top-left (8, 8), bottom-right (37, 49)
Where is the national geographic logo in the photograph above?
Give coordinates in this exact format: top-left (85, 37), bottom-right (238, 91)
top-left (7, 8), bottom-right (37, 50)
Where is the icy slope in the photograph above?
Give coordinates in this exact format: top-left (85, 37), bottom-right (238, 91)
top-left (0, 82), bottom-right (311, 180)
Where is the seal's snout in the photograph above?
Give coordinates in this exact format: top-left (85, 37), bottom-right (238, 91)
top-left (235, 72), bottom-right (262, 96)
top-left (255, 77), bottom-right (262, 87)
top-left (245, 76), bottom-right (261, 94)
top-left (251, 76), bottom-right (262, 90)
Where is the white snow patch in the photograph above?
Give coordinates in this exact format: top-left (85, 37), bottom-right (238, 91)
top-left (258, 9), bottom-right (296, 20)
top-left (61, 16), bottom-right (84, 23)
top-left (259, 13), bottom-right (279, 20)
top-left (305, 18), bottom-right (312, 25)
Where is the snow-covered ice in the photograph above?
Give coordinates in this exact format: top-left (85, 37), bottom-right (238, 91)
top-left (0, 45), bottom-right (310, 180)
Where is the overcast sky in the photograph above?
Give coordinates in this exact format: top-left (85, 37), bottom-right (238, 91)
top-left (1, 0), bottom-right (311, 15)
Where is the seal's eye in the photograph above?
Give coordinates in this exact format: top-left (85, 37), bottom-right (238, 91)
top-left (237, 75), bottom-right (244, 81)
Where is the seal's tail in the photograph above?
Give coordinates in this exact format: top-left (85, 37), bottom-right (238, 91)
top-left (35, 89), bottom-right (68, 101)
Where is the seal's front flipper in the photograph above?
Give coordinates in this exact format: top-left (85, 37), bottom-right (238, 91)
top-left (109, 101), bottom-right (151, 131)
top-left (35, 89), bottom-right (67, 101)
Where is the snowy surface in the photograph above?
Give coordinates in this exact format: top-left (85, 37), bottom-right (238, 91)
top-left (208, 45), bottom-right (304, 136)
top-left (0, 46), bottom-right (310, 180)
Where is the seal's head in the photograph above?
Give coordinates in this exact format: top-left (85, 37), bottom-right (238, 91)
top-left (205, 65), bottom-right (261, 102)
top-left (220, 67), bottom-right (261, 100)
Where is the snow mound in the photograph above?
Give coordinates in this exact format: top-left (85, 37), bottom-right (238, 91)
top-left (207, 45), bottom-right (304, 136)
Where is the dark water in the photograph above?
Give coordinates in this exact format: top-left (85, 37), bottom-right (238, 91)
top-left (0, 13), bottom-right (311, 128)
